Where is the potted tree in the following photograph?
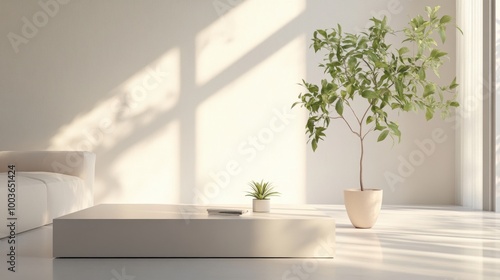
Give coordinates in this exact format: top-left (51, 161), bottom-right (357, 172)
top-left (246, 180), bottom-right (280, 212)
top-left (293, 6), bottom-right (460, 228)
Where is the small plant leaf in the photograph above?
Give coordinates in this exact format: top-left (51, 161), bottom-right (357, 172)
top-left (317, 29), bottom-right (327, 38)
top-left (449, 77), bottom-right (459, 89)
top-left (398, 47), bottom-right (409, 56)
top-left (425, 108), bottom-right (434, 120)
top-left (438, 27), bottom-right (446, 43)
top-left (311, 139), bottom-right (318, 151)
top-left (423, 84), bottom-right (436, 97)
top-left (377, 130), bottom-right (389, 142)
top-left (440, 15), bottom-right (452, 25)
top-left (361, 90), bottom-right (377, 99)
top-left (335, 99), bottom-right (344, 115)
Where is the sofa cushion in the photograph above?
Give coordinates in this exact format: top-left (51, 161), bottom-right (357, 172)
top-left (21, 172), bottom-right (90, 220)
top-left (0, 172), bottom-right (87, 238)
top-left (0, 172), bottom-right (48, 238)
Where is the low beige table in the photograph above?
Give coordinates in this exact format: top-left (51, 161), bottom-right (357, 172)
top-left (53, 204), bottom-right (335, 258)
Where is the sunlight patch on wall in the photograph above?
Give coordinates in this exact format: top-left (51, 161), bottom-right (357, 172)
top-left (194, 36), bottom-right (307, 205)
top-left (48, 48), bottom-right (180, 152)
top-left (195, 0), bottom-right (305, 86)
top-left (98, 120), bottom-right (180, 204)
top-left (47, 48), bottom-right (181, 204)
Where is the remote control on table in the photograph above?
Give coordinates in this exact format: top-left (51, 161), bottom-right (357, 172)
top-left (206, 208), bottom-right (248, 215)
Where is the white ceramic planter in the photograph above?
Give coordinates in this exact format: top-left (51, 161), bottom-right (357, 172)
top-left (253, 199), bottom-right (270, 212)
top-left (344, 188), bottom-right (383, 229)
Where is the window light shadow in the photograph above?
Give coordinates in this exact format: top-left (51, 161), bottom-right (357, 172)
top-left (45, 0), bottom-right (310, 205)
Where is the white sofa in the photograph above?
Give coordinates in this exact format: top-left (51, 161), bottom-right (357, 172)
top-left (0, 151), bottom-right (95, 238)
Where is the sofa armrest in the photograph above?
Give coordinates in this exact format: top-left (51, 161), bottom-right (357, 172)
top-left (0, 151), bottom-right (96, 199)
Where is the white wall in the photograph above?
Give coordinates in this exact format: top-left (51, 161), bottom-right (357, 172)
top-left (0, 0), bottom-right (457, 205)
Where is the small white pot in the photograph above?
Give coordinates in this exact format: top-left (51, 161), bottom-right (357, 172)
top-left (344, 188), bottom-right (383, 229)
top-left (253, 199), bottom-right (270, 212)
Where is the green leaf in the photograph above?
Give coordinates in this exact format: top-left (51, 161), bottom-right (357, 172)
top-left (440, 15), bottom-right (452, 25)
top-left (450, 101), bottom-right (459, 107)
top-left (425, 6), bottom-right (432, 16)
top-left (391, 103), bottom-right (401, 109)
top-left (315, 127), bottom-right (326, 139)
top-left (395, 79), bottom-right (404, 95)
top-left (403, 103), bottom-right (413, 111)
top-left (388, 122), bottom-right (401, 137)
top-left (398, 47), bottom-right (410, 56)
top-left (358, 37), bottom-right (368, 48)
top-left (449, 77), bottom-right (459, 89)
top-left (367, 52), bottom-right (379, 63)
top-left (306, 117), bottom-right (316, 133)
top-left (328, 95), bottom-right (338, 104)
top-left (398, 65), bottom-right (410, 73)
top-left (361, 90), bottom-right (377, 99)
top-left (375, 121), bottom-right (386, 131)
top-left (377, 130), bottom-right (389, 142)
top-left (418, 67), bottom-right (426, 80)
top-left (346, 84), bottom-right (354, 95)
top-left (307, 83), bottom-right (319, 93)
top-left (311, 139), bottom-right (318, 151)
top-left (366, 116), bottom-right (374, 124)
top-left (425, 108), bottom-right (434, 120)
top-left (438, 27), bottom-right (446, 43)
top-left (335, 99), bottom-right (344, 115)
top-left (317, 29), bottom-right (327, 38)
top-left (423, 83), bottom-right (436, 97)
top-left (430, 49), bottom-right (447, 58)
top-left (348, 57), bottom-right (357, 69)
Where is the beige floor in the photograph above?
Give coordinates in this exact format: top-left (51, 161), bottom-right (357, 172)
top-left (1, 205), bottom-right (499, 280)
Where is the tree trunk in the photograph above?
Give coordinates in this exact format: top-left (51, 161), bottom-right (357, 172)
top-left (359, 136), bottom-right (364, 191)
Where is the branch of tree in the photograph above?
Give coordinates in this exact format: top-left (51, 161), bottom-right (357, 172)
top-left (345, 101), bottom-right (362, 125)
top-left (360, 104), bottom-right (372, 124)
top-left (341, 116), bottom-right (361, 137)
top-left (362, 128), bottom-right (373, 140)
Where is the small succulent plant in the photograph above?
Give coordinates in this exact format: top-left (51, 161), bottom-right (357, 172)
top-left (245, 180), bottom-right (280, 200)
